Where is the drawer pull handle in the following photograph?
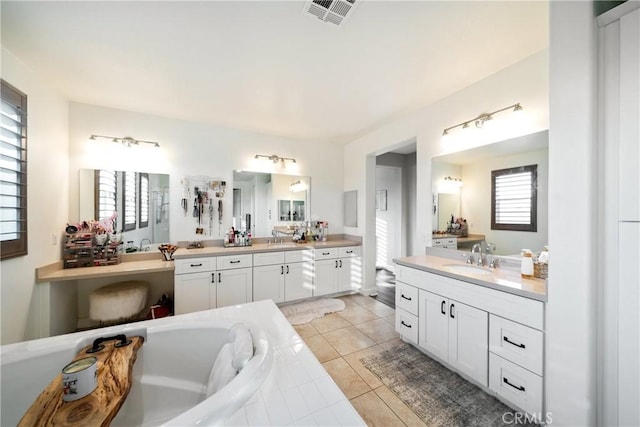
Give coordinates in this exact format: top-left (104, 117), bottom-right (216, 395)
top-left (230, 260), bottom-right (241, 264)
top-left (503, 377), bottom-right (526, 392)
top-left (346, 250), bottom-right (353, 254)
top-left (190, 263), bottom-right (203, 267)
top-left (401, 294), bottom-right (412, 301)
top-left (323, 252), bottom-right (330, 255)
top-left (400, 321), bottom-right (412, 329)
top-left (503, 336), bottom-right (526, 349)
top-left (441, 300), bottom-right (446, 315)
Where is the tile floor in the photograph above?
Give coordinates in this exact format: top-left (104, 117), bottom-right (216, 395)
top-left (291, 294), bottom-right (427, 427)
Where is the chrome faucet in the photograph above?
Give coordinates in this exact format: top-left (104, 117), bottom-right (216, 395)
top-left (471, 243), bottom-right (483, 266)
top-left (139, 238), bottom-right (152, 252)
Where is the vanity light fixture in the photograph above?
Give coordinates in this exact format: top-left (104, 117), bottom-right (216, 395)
top-left (254, 154), bottom-right (297, 167)
top-left (444, 176), bottom-right (463, 186)
top-left (442, 103), bottom-right (523, 136)
top-left (89, 134), bottom-right (160, 148)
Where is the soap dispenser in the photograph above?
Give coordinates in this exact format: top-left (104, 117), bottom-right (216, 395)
top-left (521, 249), bottom-right (534, 279)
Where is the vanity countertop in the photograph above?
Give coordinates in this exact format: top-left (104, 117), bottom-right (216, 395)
top-left (393, 254), bottom-right (547, 302)
top-left (172, 239), bottom-right (361, 260)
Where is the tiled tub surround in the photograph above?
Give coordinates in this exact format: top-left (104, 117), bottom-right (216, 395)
top-left (393, 251), bottom-right (546, 418)
top-left (0, 300), bottom-right (365, 426)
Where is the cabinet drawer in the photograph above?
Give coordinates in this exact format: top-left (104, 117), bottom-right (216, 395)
top-left (490, 315), bottom-right (543, 376)
top-left (396, 309), bottom-right (418, 344)
top-left (174, 257), bottom-right (216, 274)
top-left (338, 246), bottom-right (361, 257)
top-left (396, 282), bottom-right (418, 315)
top-left (396, 265), bottom-right (426, 289)
top-left (314, 248), bottom-right (338, 260)
top-left (285, 249), bottom-right (311, 263)
top-left (217, 254), bottom-right (253, 270)
top-left (489, 353), bottom-right (543, 416)
top-left (253, 251), bottom-right (285, 267)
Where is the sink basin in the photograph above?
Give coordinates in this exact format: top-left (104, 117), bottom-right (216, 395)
top-left (442, 264), bottom-right (494, 276)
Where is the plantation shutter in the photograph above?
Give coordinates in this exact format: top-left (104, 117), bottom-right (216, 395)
top-left (491, 164), bottom-right (537, 232)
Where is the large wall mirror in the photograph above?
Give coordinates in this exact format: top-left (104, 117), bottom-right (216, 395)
top-left (79, 169), bottom-right (170, 249)
top-left (431, 130), bottom-right (548, 256)
top-left (232, 171), bottom-right (310, 238)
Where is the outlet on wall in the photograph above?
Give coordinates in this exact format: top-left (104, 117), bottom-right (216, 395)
top-left (51, 233), bottom-right (57, 245)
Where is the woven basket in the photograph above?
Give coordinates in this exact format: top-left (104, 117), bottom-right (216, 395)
top-left (534, 262), bottom-right (548, 279)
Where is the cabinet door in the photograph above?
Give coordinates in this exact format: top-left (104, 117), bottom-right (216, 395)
top-left (253, 264), bottom-right (285, 303)
top-left (448, 301), bottom-right (489, 386)
top-left (314, 259), bottom-right (338, 296)
top-left (217, 268), bottom-right (253, 308)
top-left (285, 262), bottom-right (313, 301)
top-left (337, 256), bottom-right (361, 292)
top-left (174, 272), bottom-right (213, 315)
top-left (418, 290), bottom-right (449, 363)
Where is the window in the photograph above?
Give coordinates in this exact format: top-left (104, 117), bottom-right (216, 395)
top-left (123, 171), bottom-right (137, 231)
top-left (491, 164), bottom-right (537, 232)
top-left (138, 173), bottom-right (149, 228)
top-left (1, 80), bottom-right (27, 260)
top-left (95, 170), bottom-right (117, 223)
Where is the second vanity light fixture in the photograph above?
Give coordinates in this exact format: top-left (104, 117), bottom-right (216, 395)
top-left (90, 134), bottom-right (160, 148)
top-left (442, 103), bottom-right (523, 136)
top-left (254, 154), bottom-right (297, 167)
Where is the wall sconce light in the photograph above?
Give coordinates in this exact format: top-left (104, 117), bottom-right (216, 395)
top-left (442, 103), bottom-right (523, 136)
top-left (290, 180), bottom-right (306, 192)
top-left (254, 154), bottom-right (297, 167)
top-left (90, 134), bottom-right (160, 148)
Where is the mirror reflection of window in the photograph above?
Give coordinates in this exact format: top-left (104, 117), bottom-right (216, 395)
top-left (95, 170), bottom-right (116, 223)
top-left (139, 173), bottom-right (149, 228)
top-left (123, 171), bottom-right (137, 231)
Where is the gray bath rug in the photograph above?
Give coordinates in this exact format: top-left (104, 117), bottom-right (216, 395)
top-left (361, 343), bottom-right (535, 427)
top-left (279, 298), bottom-right (345, 325)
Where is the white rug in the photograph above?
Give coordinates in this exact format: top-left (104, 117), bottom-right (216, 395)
top-left (280, 298), bottom-right (346, 325)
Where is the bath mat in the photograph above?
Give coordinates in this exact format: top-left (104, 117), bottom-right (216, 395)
top-left (280, 298), bottom-right (345, 325)
top-left (361, 343), bottom-right (536, 426)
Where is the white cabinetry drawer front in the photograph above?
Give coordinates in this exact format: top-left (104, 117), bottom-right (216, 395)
top-left (338, 246), bottom-right (361, 257)
top-left (490, 315), bottom-right (543, 376)
top-left (396, 309), bottom-right (418, 344)
top-left (175, 257), bottom-right (216, 274)
top-left (217, 254), bottom-right (253, 270)
top-left (253, 251), bottom-right (285, 267)
top-left (396, 282), bottom-right (418, 315)
top-left (285, 249), bottom-right (310, 263)
top-left (489, 353), bottom-right (543, 416)
top-left (395, 265), bottom-right (427, 288)
top-left (314, 248), bottom-right (338, 260)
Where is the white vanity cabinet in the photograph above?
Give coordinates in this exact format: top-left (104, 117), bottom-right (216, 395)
top-left (313, 246), bottom-right (361, 296)
top-left (174, 255), bottom-right (253, 315)
top-left (395, 263), bottom-right (544, 416)
top-left (253, 250), bottom-right (313, 303)
top-left (418, 289), bottom-right (488, 386)
top-left (432, 237), bottom-right (457, 249)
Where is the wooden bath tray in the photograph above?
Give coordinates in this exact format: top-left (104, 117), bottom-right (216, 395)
top-left (18, 335), bottom-right (144, 427)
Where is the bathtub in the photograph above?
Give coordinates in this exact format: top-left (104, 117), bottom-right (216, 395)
top-left (0, 315), bottom-right (272, 426)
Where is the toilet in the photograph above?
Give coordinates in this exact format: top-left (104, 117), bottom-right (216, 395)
top-left (89, 281), bottom-right (149, 325)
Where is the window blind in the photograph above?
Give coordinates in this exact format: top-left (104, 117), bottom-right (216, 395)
top-left (139, 173), bottom-right (149, 228)
top-left (123, 171), bottom-right (137, 231)
top-left (491, 164), bottom-right (537, 232)
top-left (96, 169), bottom-right (117, 222)
top-left (0, 80), bottom-right (28, 259)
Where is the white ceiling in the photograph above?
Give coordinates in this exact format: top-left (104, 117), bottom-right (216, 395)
top-left (1, 1), bottom-right (548, 145)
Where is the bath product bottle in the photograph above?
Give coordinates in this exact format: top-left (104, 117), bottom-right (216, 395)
top-left (521, 249), bottom-right (534, 278)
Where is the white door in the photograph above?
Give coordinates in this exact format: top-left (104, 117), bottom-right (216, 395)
top-left (217, 268), bottom-right (252, 307)
top-left (418, 290), bottom-right (449, 362)
top-left (448, 300), bottom-right (489, 386)
top-left (337, 257), bottom-right (354, 292)
top-left (285, 262), bottom-right (312, 301)
top-left (174, 272), bottom-right (213, 315)
top-left (253, 264), bottom-right (285, 303)
top-left (314, 259), bottom-right (338, 296)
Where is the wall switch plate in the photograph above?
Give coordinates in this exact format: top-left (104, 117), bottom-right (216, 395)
top-left (52, 233), bottom-right (57, 245)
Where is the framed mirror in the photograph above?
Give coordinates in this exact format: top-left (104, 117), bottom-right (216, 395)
top-left (431, 130), bottom-right (548, 256)
top-left (79, 169), bottom-right (170, 249)
top-left (232, 171), bottom-right (310, 238)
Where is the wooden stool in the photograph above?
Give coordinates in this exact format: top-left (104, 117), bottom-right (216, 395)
top-left (89, 281), bottom-right (149, 325)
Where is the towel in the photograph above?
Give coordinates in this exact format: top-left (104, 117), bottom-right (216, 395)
top-left (206, 343), bottom-right (237, 397)
top-left (229, 323), bottom-right (253, 371)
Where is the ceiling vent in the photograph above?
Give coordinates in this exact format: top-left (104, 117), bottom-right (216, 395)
top-left (304, 0), bottom-right (357, 27)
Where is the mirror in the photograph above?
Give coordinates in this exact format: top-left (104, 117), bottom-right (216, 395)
top-left (79, 169), bottom-right (170, 250)
top-left (431, 130), bottom-right (548, 256)
top-left (232, 171), bottom-right (310, 238)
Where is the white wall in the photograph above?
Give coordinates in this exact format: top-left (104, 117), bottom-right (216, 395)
top-left (0, 49), bottom-right (71, 344)
top-left (375, 165), bottom-right (401, 270)
top-left (546, 1), bottom-right (598, 425)
top-left (67, 103), bottom-right (345, 243)
top-left (344, 50), bottom-right (549, 293)
top-left (461, 148), bottom-right (548, 256)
